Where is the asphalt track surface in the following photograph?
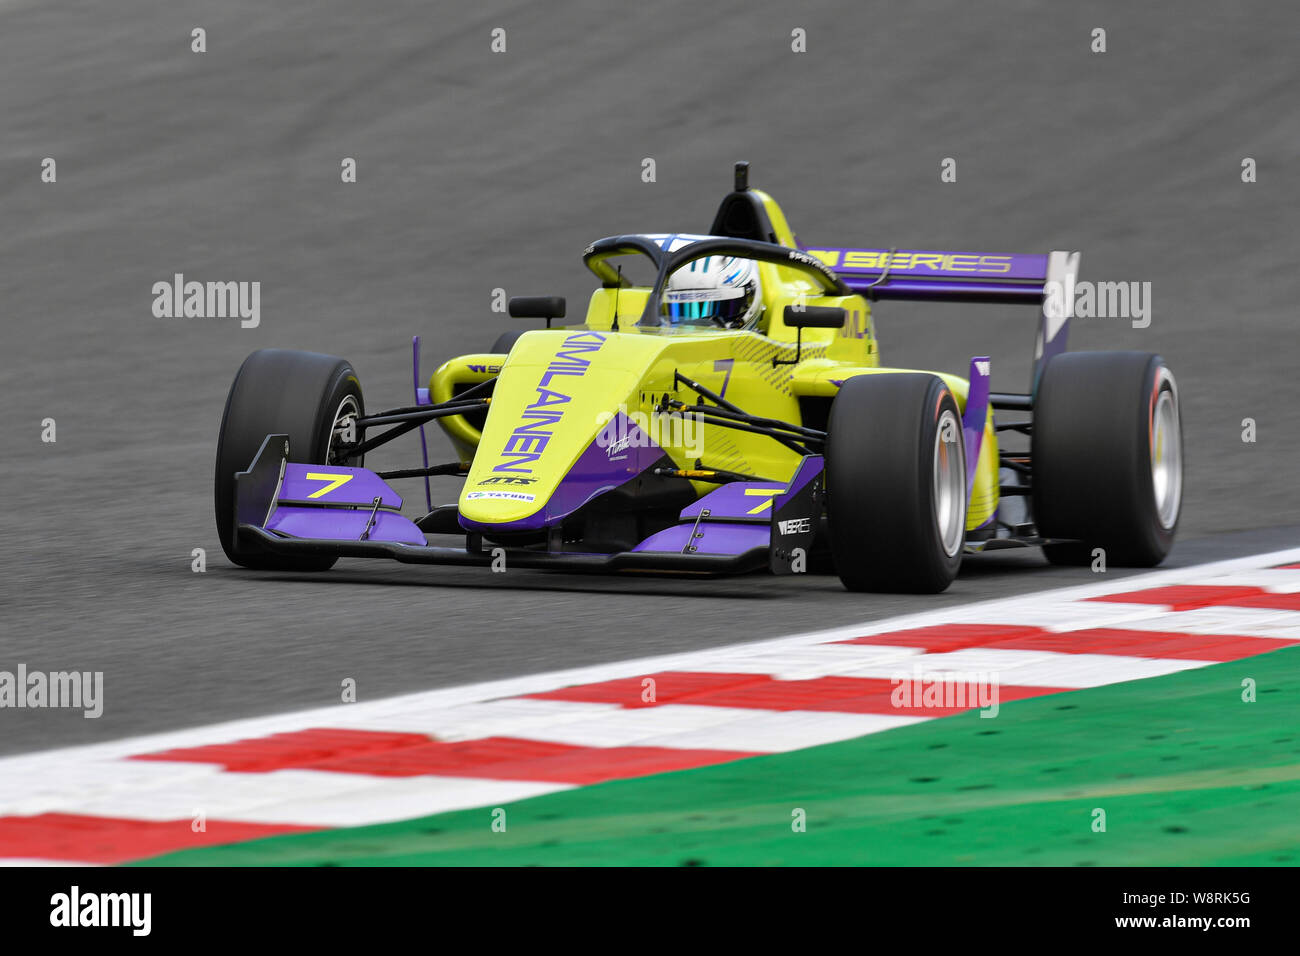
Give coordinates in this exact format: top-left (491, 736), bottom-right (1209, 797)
top-left (1, 1), bottom-right (1298, 756)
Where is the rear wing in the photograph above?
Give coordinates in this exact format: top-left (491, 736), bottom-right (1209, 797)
top-left (802, 245), bottom-right (1080, 393)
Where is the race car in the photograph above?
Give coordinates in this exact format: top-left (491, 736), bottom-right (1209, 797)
top-left (214, 162), bottom-right (1183, 593)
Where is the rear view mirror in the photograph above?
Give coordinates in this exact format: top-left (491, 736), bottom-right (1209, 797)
top-left (508, 296), bottom-right (566, 327)
top-left (774, 305), bottom-right (847, 367)
top-left (784, 304), bottom-right (846, 329)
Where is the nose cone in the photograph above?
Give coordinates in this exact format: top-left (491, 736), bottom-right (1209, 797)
top-left (459, 330), bottom-right (656, 531)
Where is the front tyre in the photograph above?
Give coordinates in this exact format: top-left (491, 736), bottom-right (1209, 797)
top-left (1032, 351), bottom-right (1182, 567)
top-left (827, 374), bottom-right (967, 593)
top-left (214, 349), bottom-right (364, 571)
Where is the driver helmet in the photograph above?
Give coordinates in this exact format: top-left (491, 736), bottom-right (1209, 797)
top-left (661, 255), bottom-right (763, 329)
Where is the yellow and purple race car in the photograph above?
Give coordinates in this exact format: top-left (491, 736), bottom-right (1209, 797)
top-left (214, 163), bottom-right (1182, 593)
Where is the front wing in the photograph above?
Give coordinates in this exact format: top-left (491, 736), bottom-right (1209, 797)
top-left (231, 435), bottom-right (823, 576)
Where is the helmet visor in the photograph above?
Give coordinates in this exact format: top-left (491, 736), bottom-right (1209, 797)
top-left (661, 288), bottom-right (750, 327)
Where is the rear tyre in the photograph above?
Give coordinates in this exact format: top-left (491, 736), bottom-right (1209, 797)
top-left (460, 330), bottom-right (526, 431)
top-left (1032, 351), bottom-right (1182, 567)
top-left (827, 374), bottom-right (967, 593)
top-left (214, 349), bottom-right (364, 571)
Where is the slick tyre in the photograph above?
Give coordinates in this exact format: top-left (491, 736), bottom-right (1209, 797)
top-left (827, 374), bottom-right (967, 593)
top-left (1032, 351), bottom-right (1182, 567)
top-left (214, 349), bottom-right (364, 571)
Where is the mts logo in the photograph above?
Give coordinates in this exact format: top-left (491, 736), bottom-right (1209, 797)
top-left (778, 517), bottom-right (811, 535)
top-left (479, 476), bottom-right (536, 486)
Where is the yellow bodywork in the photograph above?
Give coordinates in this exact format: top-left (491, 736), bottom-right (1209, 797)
top-left (431, 191), bottom-right (1000, 532)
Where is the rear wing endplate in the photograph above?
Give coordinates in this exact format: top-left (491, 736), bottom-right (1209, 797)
top-left (802, 246), bottom-right (1079, 393)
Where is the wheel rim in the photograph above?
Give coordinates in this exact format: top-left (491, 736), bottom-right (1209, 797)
top-left (1150, 382), bottom-right (1182, 530)
top-left (326, 395), bottom-right (361, 466)
top-left (933, 409), bottom-right (966, 557)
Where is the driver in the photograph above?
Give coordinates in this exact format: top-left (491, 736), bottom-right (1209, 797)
top-left (660, 255), bottom-right (763, 329)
